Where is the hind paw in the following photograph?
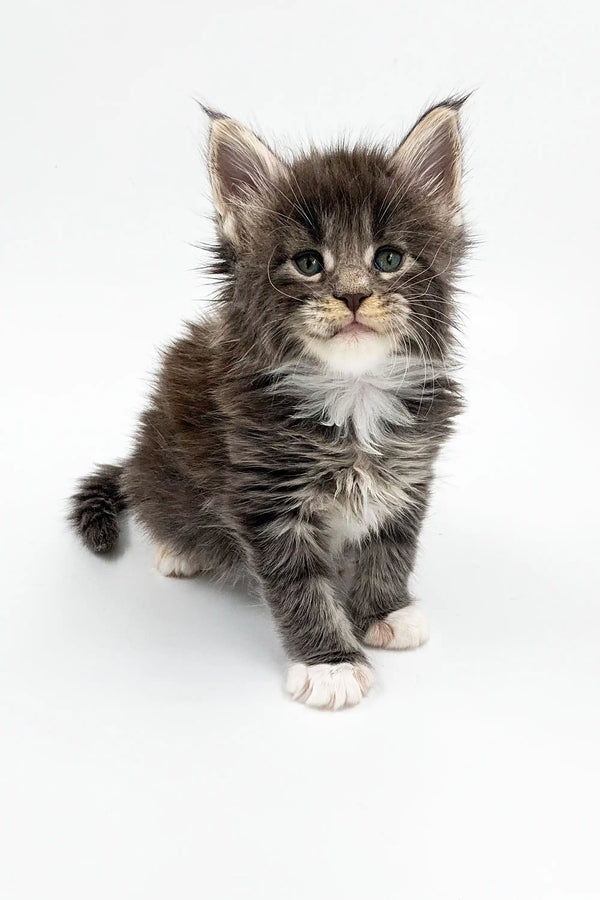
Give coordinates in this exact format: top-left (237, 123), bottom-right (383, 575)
top-left (155, 545), bottom-right (203, 578)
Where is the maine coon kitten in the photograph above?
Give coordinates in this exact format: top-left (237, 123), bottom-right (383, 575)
top-left (70, 100), bottom-right (467, 710)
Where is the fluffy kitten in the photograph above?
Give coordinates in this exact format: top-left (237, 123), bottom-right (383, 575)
top-left (70, 100), bottom-right (467, 710)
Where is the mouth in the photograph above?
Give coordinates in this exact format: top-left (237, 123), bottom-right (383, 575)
top-left (335, 320), bottom-right (376, 337)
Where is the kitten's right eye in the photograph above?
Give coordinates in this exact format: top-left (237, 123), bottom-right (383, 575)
top-left (293, 251), bottom-right (324, 277)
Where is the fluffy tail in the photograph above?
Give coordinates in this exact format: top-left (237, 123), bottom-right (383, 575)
top-left (69, 463), bottom-right (127, 553)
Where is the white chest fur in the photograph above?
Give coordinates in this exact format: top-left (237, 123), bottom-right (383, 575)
top-left (271, 358), bottom-right (440, 551)
top-left (327, 471), bottom-right (389, 552)
top-left (272, 357), bottom-right (442, 453)
top-left (327, 459), bottom-right (420, 554)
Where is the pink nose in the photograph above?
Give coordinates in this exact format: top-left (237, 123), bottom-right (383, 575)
top-left (336, 292), bottom-right (372, 314)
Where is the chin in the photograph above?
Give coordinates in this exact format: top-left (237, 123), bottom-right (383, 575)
top-left (304, 329), bottom-right (393, 375)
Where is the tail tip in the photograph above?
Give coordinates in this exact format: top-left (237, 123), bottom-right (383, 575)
top-left (80, 512), bottom-right (120, 554)
top-left (69, 463), bottom-right (125, 554)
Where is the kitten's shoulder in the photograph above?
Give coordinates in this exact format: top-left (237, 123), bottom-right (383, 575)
top-left (161, 316), bottom-right (217, 367)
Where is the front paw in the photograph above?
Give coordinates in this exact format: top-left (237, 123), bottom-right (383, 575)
top-left (364, 606), bottom-right (429, 650)
top-left (286, 661), bottom-right (374, 710)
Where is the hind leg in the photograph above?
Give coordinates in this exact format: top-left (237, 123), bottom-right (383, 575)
top-left (153, 521), bottom-right (247, 582)
top-left (124, 439), bottom-right (250, 584)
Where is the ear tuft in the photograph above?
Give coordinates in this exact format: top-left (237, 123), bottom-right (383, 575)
top-left (198, 102), bottom-right (226, 122)
top-left (390, 100), bottom-right (465, 214)
top-left (206, 115), bottom-right (288, 240)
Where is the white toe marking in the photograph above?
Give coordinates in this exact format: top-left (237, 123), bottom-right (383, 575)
top-left (365, 606), bottom-right (429, 650)
top-left (286, 662), bottom-right (374, 710)
top-left (155, 545), bottom-right (201, 578)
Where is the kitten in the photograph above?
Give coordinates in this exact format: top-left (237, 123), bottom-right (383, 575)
top-left (70, 100), bottom-right (467, 710)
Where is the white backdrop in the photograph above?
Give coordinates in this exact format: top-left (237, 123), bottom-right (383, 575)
top-left (1, 1), bottom-right (599, 898)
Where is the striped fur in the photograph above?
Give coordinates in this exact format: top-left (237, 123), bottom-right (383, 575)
top-left (69, 464), bottom-right (126, 553)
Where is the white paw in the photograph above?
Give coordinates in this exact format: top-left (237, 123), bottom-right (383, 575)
top-left (286, 661), bottom-right (374, 710)
top-left (365, 606), bottom-right (429, 650)
top-left (155, 545), bottom-right (202, 578)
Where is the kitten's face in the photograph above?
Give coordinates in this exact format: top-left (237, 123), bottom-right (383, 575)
top-left (207, 104), bottom-right (465, 374)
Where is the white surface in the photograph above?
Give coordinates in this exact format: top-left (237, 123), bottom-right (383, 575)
top-left (1, 1), bottom-right (599, 898)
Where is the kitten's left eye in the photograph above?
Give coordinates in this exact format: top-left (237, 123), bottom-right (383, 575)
top-left (294, 251), bottom-right (324, 277)
top-left (374, 247), bottom-right (404, 273)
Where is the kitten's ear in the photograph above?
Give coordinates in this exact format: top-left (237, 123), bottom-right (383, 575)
top-left (389, 101), bottom-right (464, 216)
top-left (205, 109), bottom-right (288, 241)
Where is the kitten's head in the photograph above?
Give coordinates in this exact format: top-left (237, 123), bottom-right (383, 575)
top-left (206, 101), bottom-right (467, 375)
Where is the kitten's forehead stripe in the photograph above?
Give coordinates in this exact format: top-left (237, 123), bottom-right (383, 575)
top-left (281, 150), bottom-right (425, 257)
